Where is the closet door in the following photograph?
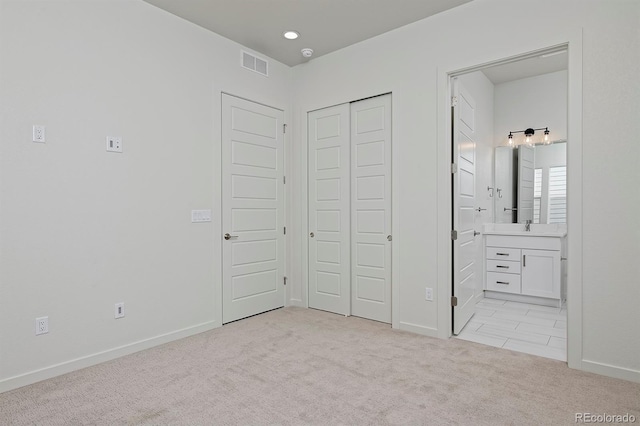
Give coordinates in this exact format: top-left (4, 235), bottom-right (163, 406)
top-left (308, 104), bottom-right (351, 315)
top-left (350, 94), bottom-right (392, 323)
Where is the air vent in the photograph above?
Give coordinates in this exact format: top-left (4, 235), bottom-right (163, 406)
top-left (241, 51), bottom-right (269, 77)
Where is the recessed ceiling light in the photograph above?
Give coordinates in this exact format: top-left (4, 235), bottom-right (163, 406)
top-left (283, 31), bottom-right (299, 40)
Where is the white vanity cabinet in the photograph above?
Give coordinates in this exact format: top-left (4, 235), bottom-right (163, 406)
top-left (484, 234), bottom-right (564, 306)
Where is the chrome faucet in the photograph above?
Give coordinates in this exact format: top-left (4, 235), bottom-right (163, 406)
top-left (525, 220), bottom-right (532, 232)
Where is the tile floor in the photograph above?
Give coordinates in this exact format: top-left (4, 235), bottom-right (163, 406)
top-left (456, 297), bottom-right (567, 361)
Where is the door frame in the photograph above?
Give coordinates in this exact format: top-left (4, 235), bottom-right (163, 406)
top-left (436, 33), bottom-right (583, 371)
top-left (298, 92), bottom-right (399, 328)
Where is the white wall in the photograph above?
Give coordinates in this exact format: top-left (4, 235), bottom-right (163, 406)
top-left (494, 70), bottom-right (568, 146)
top-left (0, 0), bottom-right (291, 391)
top-left (291, 0), bottom-right (640, 382)
top-left (457, 72), bottom-right (494, 301)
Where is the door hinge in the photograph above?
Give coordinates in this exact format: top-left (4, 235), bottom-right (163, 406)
top-left (451, 96), bottom-right (458, 107)
top-left (283, 124), bottom-right (287, 133)
top-left (284, 227), bottom-right (286, 235)
top-left (451, 230), bottom-right (458, 241)
top-left (451, 163), bottom-right (458, 173)
top-left (284, 276), bottom-right (287, 285)
top-left (451, 296), bottom-right (458, 307)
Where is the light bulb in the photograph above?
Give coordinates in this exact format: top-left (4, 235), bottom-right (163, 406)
top-left (544, 128), bottom-right (550, 144)
top-left (525, 135), bottom-right (531, 144)
top-left (508, 134), bottom-right (513, 146)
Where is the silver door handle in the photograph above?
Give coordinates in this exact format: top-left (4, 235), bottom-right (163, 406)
top-left (523, 254), bottom-right (526, 267)
top-left (224, 233), bottom-right (238, 240)
top-left (473, 231), bottom-right (481, 236)
top-left (309, 232), bottom-right (314, 238)
top-left (475, 207), bottom-right (487, 212)
top-left (387, 235), bottom-right (392, 241)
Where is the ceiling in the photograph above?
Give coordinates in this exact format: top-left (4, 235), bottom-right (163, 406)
top-left (142, 0), bottom-right (472, 67)
top-left (481, 50), bottom-right (568, 85)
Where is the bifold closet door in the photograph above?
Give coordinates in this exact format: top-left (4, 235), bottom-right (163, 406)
top-left (350, 94), bottom-right (392, 323)
top-left (308, 104), bottom-right (351, 315)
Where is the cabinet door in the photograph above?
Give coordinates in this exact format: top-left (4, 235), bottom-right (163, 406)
top-left (521, 249), bottom-right (560, 299)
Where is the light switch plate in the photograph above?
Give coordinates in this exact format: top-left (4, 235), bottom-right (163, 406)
top-left (191, 210), bottom-right (212, 223)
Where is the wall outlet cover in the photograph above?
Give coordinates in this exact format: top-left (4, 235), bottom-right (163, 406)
top-left (33, 125), bottom-right (46, 143)
top-left (35, 316), bottom-right (49, 335)
top-left (106, 136), bottom-right (123, 153)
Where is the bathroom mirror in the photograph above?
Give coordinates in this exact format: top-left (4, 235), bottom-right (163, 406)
top-left (494, 142), bottom-right (566, 224)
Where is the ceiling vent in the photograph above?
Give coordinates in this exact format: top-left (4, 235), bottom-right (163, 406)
top-left (242, 51), bottom-right (269, 77)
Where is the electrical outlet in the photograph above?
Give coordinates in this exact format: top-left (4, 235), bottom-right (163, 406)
top-left (33, 125), bottom-right (46, 143)
top-left (425, 287), bottom-right (433, 301)
top-left (106, 136), bottom-right (123, 153)
top-left (35, 316), bottom-right (49, 335)
top-left (114, 302), bottom-right (125, 319)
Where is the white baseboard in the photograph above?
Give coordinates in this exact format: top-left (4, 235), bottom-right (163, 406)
top-left (398, 321), bottom-right (438, 338)
top-left (0, 320), bottom-right (220, 394)
top-left (580, 359), bottom-right (640, 384)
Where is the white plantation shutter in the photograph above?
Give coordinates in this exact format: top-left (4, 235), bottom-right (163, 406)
top-left (534, 168), bottom-right (542, 223)
top-left (548, 166), bottom-right (567, 223)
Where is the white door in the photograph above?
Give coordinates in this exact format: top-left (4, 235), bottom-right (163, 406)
top-left (518, 145), bottom-right (535, 223)
top-left (452, 79), bottom-right (478, 335)
top-left (222, 94), bottom-right (285, 324)
top-left (308, 104), bottom-right (351, 315)
top-left (350, 94), bottom-right (392, 323)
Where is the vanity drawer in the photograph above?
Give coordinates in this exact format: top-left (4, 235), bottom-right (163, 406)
top-left (486, 272), bottom-right (521, 294)
top-left (486, 247), bottom-right (521, 261)
top-left (486, 259), bottom-right (521, 274)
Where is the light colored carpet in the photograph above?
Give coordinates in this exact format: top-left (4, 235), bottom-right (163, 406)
top-left (1, 307), bottom-right (638, 425)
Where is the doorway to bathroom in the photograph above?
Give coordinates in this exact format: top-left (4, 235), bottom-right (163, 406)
top-left (450, 46), bottom-right (569, 361)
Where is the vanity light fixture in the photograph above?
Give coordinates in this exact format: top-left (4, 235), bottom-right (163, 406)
top-left (507, 127), bottom-right (550, 146)
top-left (283, 31), bottom-right (299, 40)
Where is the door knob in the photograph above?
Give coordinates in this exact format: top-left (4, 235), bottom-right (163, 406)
top-left (387, 235), bottom-right (392, 241)
top-left (473, 231), bottom-right (481, 236)
top-left (309, 232), bottom-right (315, 238)
top-left (224, 233), bottom-right (238, 240)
